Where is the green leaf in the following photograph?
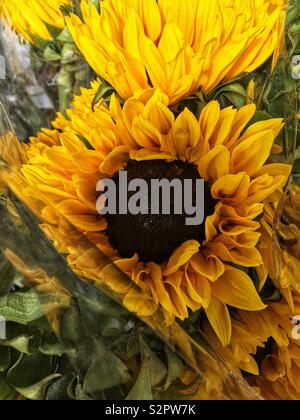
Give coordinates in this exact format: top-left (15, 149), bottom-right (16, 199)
top-left (0, 347), bottom-right (10, 372)
top-left (92, 84), bottom-right (115, 110)
top-left (60, 306), bottom-right (81, 345)
top-left (16, 374), bottom-right (61, 400)
top-left (61, 43), bottom-right (77, 65)
top-left (75, 384), bottom-right (93, 400)
top-left (78, 292), bottom-right (128, 319)
top-left (0, 255), bottom-right (15, 297)
top-left (83, 340), bottom-right (131, 394)
top-left (0, 373), bottom-right (17, 401)
top-left (0, 291), bottom-right (44, 325)
top-left (286, 0), bottom-right (300, 26)
top-left (46, 374), bottom-right (74, 400)
top-left (161, 347), bottom-right (184, 391)
top-left (57, 66), bottom-right (73, 112)
top-left (264, 59), bottom-right (297, 119)
top-left (126, 335), bottom-right (140, 359)
top-left (126, 361), bottom-right (152, 401)
top-left (67, 376), bottom-right (78, 400)
top-left (220, 92), bottom-right (247, 108)
top-left (292, 159), bottom-right (300, 175)
top-left (39, 335), bottom-right (68, 357)
top-left (213, 83), bottom-right (248, 108)
top-left (7, 353), bottom-right (54, 389)
top-left (99, 316), bottom-right (127, 338)
top-left (43, 45), bottom-right (62, 62)
top-left (141, 339), bottom-right (167, 388)
top-left (45, 23), bottom-right (64, 40)
top-left (126, 337), bottom-right (168, 400)
top-left (5, 336), bottom-right (30, 355)
top-left (56, 28), bottom-right (74, 43)
top-left (249, 111), bottom-right (273, 125)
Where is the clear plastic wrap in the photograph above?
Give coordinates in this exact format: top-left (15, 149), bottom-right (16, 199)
top-left (0, 0), bottom-right (299, 401)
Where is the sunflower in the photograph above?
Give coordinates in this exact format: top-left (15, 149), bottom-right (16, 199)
top-left (0, 0), bottom-right (70, 43)
top-left (66, 0), bottom-right (287, 105)
top-left (188, 292), bottom-right (300, 399)
top-left (239, 295), bottom-right (300, 400)
top-left (20, 83), bottom-right (291, 346)
top-left (261, 183), bottom-right (300, 307)
top-left (278, 183), bottom-right (300, 262)
top-left (203, 317), bottom-right (265, 377)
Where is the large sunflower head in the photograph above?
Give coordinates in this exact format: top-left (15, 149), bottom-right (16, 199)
top-left (21, 84), bottom-right (291, 346)
top-left (0, 0), bottom-right (70, 42)
top-left (66, 0), bottom-right (287, 104)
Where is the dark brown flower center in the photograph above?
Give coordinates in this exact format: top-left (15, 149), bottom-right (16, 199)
top-left (105, 160), bottom-right (215, 264)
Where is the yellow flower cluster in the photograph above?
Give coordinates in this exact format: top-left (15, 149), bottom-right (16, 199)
top-left (0, 0), bottom-right (70, 42)
top-left (2, 0), bottom-right (299, 401)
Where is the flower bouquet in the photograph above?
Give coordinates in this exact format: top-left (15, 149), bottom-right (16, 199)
top-left (0, 0), bottom-right (299, 401)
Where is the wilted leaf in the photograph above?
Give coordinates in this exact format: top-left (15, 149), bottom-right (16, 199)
top-left (46, 374), bottom-right (74, 401)
top-left (161, 347), bottom-right (184, 391)
top-left (126, 361), bottom-right (152, 401)
top-left (140, 339), bottom-right (167, 388)
top-left (0, 373), bottom-right (17, 401)
top-left (126, 335), bottom-right (140, 359)
top-left (75, 384), bottom-right (93, 401)
top-left (7, 353), bottom-right (54, 389)
top-left (16, 374), bottom-right (61, 400)
top-left (60, 306), bottom-right (81, 345)
top-left (126, 337), bottom-right (168, 400)
top-left (0, 255), bottom-right (15, 297)
top-left (83, 340), bottom-right (131, 394)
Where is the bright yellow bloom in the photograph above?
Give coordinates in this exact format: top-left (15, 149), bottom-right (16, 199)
top-left (203, 317), bottom-right (265, 377)
top-left (0, 0), bottom-right (70, 43)
top-left (21, 83), bottom-right (290, 346)
top-left (198, 292), bottom-right (300, 400)
top-left (66, 0), bottom-right (287, 104)
top-left (239, 295), bottom-right (300, 400)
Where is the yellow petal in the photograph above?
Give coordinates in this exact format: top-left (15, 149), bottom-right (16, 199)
top-left (190, 250), bottom-right (224, 282)
top-left (147, 262), bottom-right (175, 313)
top-left (207, 240), bottom-right (262, 268)
top-left (199, 101), bottom-right (220, 144)
top-left (164, 240), bottom-right (200, 276)
top-left (211, 172), bottom-right (250, 203)
top-left (205, 297), bottom-right (232, 346)
top-left (164, 271), bottom-right (189, 320)
top-left (212, 267), bottom-right (267, 311)
top-left (231, 119), bottom-right (283, 176)
top-left (100, 146), bottom-right (130, 176)
top-left (123, 289), bottom-right (158, 317)
top-left (198, 145), bottom-right (230, 182)
top-left (130, 148), bottom-right (174, 161)
top-left (184, 269), bottom-right (211, 309)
